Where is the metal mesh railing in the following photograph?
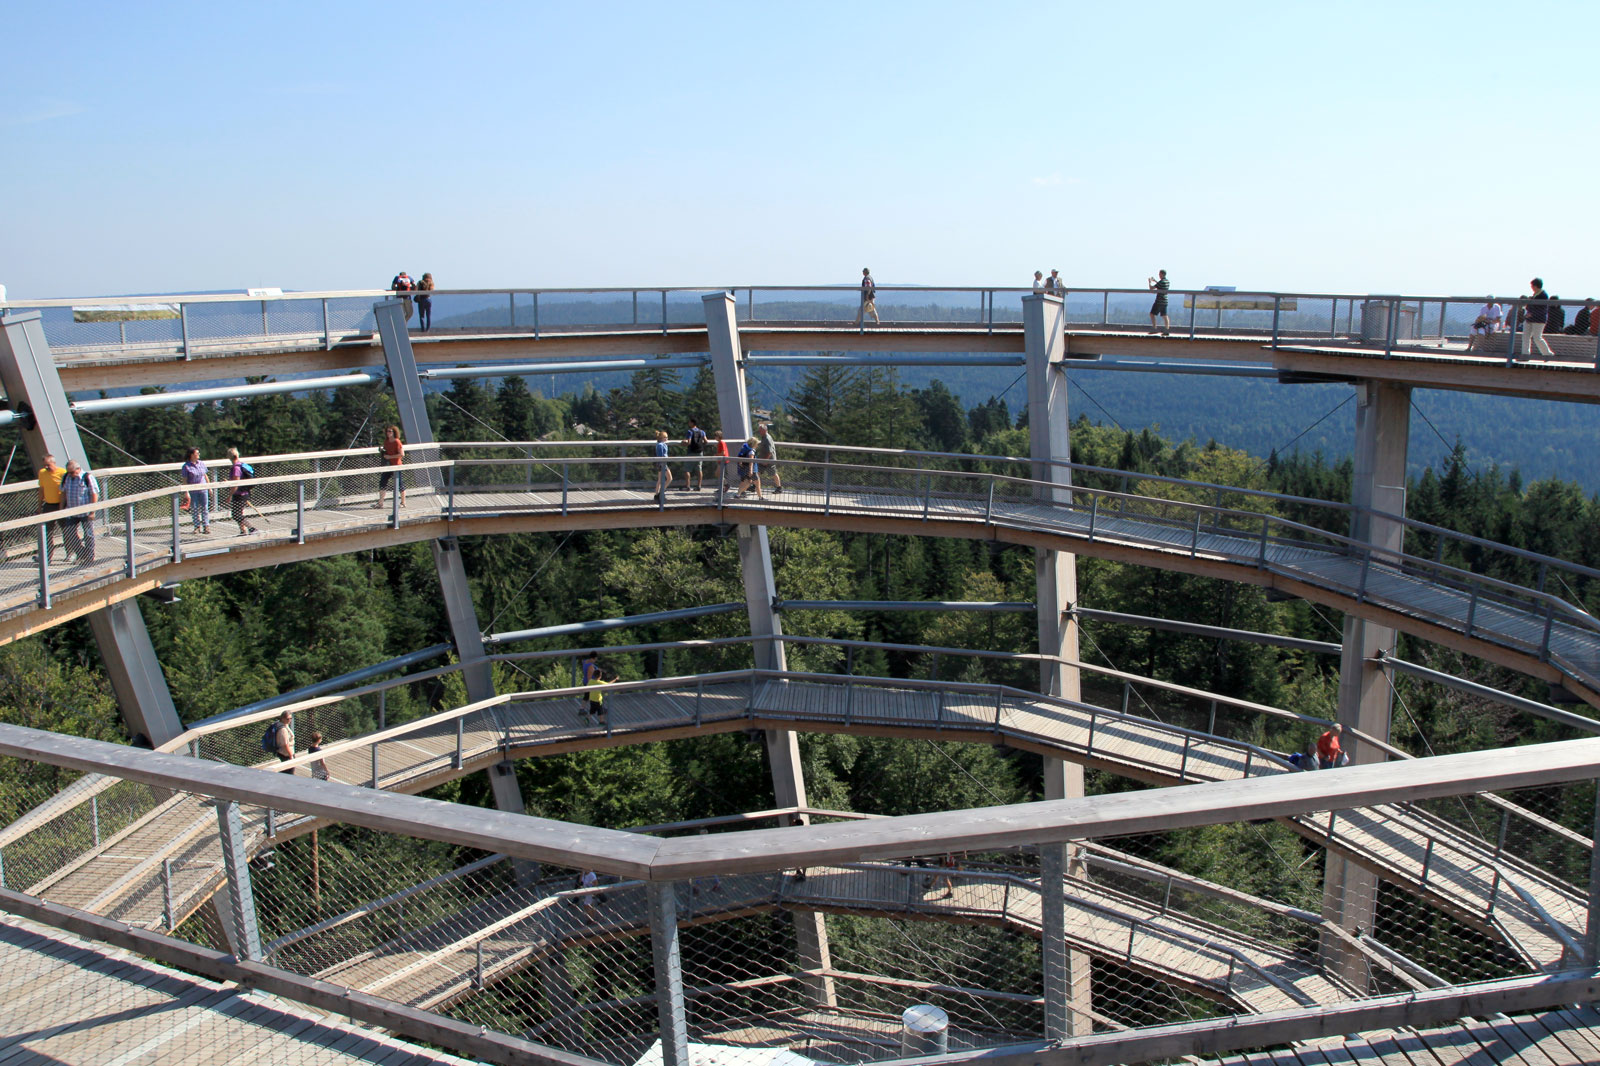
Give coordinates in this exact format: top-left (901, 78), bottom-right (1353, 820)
top-left (4, 731), bottom-right (1600, 1066)
top-left (3, 442), bottom-right (1599, 706)
top-left (11, 286), bottom-right (1598, 369)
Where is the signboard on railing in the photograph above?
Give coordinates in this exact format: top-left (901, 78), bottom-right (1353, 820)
top-left (72, 303), bottom-right (180, 322)
top-left (1183, 295), bottom-right (1297, 311)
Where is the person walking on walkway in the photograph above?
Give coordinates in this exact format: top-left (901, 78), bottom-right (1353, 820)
top-left (308, 731), bottom-right (330, 781)
top-left (416, 273), bottom-right (435, 331)
top-left (652, 430), bottom-right (674, 501)
top-left (683, 418), bottom-right (708, 491)
top-left (853, 268), bottom-right (880, 327)
top-left (755, 422), bottom-right (784, 493)
top-left (274, 710), bottom-right (296, 768)
top-left (60, 459), bottom-right (98, 564)
top-left (585, 668), bottom-right (611, 725)
top-left (181, 447), bottom-right (210, 534)
top-left (1522, 278), bottom-right (1556, 360)
top-left (1148, 269), bottom-right (1171, 336)
top-left (37, 453), bottom-right (65, 562)
top-left (375, 425), bottom-right (406, 510)
top-left (736, 436), bottom-right (762, 498)
top-left (226, 448), bottom-right (257, 535)
top-left (711, 429), bottom-right (731, 494)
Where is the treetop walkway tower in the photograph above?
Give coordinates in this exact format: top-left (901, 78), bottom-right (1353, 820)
top-left (1, 282), bottom-right (1600, 1065)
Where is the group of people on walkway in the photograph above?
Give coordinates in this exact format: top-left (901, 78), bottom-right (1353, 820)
top-left (1472, 279), bottom-right (1597, 358)
top-left (390, 270), bottom-right (436, 331)
top-left (180, 447), bottom-right (259, 536)
top-left (650, 420), bottom-right (784, 502)
top-left (36, 453), bottom-right (100, 565)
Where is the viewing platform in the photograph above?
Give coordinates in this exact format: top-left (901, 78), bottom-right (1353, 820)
top-left (5, 285), bottom-right (1599, 404)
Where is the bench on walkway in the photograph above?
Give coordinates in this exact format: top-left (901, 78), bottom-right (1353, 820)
top-left (1466, 329), bottom-right (1599, 362)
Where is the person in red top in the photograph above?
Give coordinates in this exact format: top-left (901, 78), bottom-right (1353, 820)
top-left (375, 425), bottom-right (405, 510)
top-left (711, 429), bottom-right (731, 494)
top-left (1317, 723), bottom-right (1345, 770)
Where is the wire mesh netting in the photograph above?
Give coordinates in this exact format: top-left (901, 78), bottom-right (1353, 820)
top-left (4, 739), bottom-right (1600, 1065)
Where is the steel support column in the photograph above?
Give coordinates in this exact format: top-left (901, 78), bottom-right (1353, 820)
top-left (213, 800), bottom-right (263, 961)
top-left (375, 300), bottom-right (528, 823)
top-left (703, 291), bottom-right (833, 1004)
top-left (1322, 379), bottom-right (1411, 985)
top-left (0, 312), bottom-right (183, 746)
top-left (1024, 293), bottom-right (1091, 1036)
top-left (647, 882), bottom-right (690, 1066)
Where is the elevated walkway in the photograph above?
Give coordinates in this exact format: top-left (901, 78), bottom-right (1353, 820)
top-left (0, 911), bottom-right (476, 1065)
top-left (5, 674), bottom-right (1584, 980)
top-left (3, 452), bottom-right (1599, 713)
top-left (11, 284), bottom-right (1599, 404)
top-left (1206, 1008), bottom-right (1600, 1065)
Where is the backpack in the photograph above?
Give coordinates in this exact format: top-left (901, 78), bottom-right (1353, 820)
top-left (686, 427), bottom-right (706, 454)
top-left (260, 722), bottom-right (279, 753)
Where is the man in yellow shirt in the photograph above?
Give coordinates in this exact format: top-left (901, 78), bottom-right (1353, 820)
top-left (37, 454), bottom-right (65, 561)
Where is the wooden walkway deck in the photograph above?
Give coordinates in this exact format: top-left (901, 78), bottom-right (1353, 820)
top-left (7, 477), bottom-right (1599, 704)
top-left (0, 912), bottom-right (476, 1065)
top-left (7, 678), bottom-right (1584, 983)
top-left (1206, 1008), bottom-right (1600, 1065)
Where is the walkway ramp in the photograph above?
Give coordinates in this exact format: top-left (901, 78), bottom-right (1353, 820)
top-left (6, 463), bottom-right (1600, 709)
top-left (0, 912), bottom-right (476, 1065)
top-left (4, 677), bottom-right (1585, 977)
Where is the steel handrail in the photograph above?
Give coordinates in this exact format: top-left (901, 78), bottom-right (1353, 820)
top-left (5, 452), bottom-right (1597, 676)
top-left (14, 284), bottom-right (1598, 309)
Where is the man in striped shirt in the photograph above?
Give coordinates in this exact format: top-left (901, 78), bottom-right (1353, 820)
top-left (1148, 269), bottom-right (1171, 336)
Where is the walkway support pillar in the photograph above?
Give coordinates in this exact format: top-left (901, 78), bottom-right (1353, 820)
top-left (213, 799), bottom-right (263, 961)
top-left (1023, 293), bottom-right (1091, 1037)
top-left (703, 292), bottom-right (833, 1006)
top-left (0, 312), bottom-right (183, 746)
top-left (647, 882), bottom-right (690, 1066)
top-left (375, 300), bottom-right (527, 822)
top-left (1322, 379), bottom-right (1411, 986)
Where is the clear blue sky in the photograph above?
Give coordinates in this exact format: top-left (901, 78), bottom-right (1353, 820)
top-left (3, 1), bottom-right (1594, 300)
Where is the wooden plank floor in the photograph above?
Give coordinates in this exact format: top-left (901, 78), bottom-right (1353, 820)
top-left (1246, 1010), bottom-right (1600, 1066)
top-left (12, 677), bottom-right (1584, 977)
top-left (0, 913), bottom-right (476, 1065)
top-left (3, 478), bottom-right (1598, 697)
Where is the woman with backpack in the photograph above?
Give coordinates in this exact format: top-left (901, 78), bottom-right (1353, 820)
top-left (226, 448), bottom-right (257, 535)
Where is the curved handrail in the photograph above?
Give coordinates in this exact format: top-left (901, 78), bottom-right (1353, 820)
top-left (5, 449), bottom-right (1600, 701)
top-left (12, 283), bottom-right (1598, 310)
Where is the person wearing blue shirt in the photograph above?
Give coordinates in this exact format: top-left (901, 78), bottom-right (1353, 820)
top-left (652, 430), bottom-right (674, 501)
top-left (735, 437), bottom-right (763, 499)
